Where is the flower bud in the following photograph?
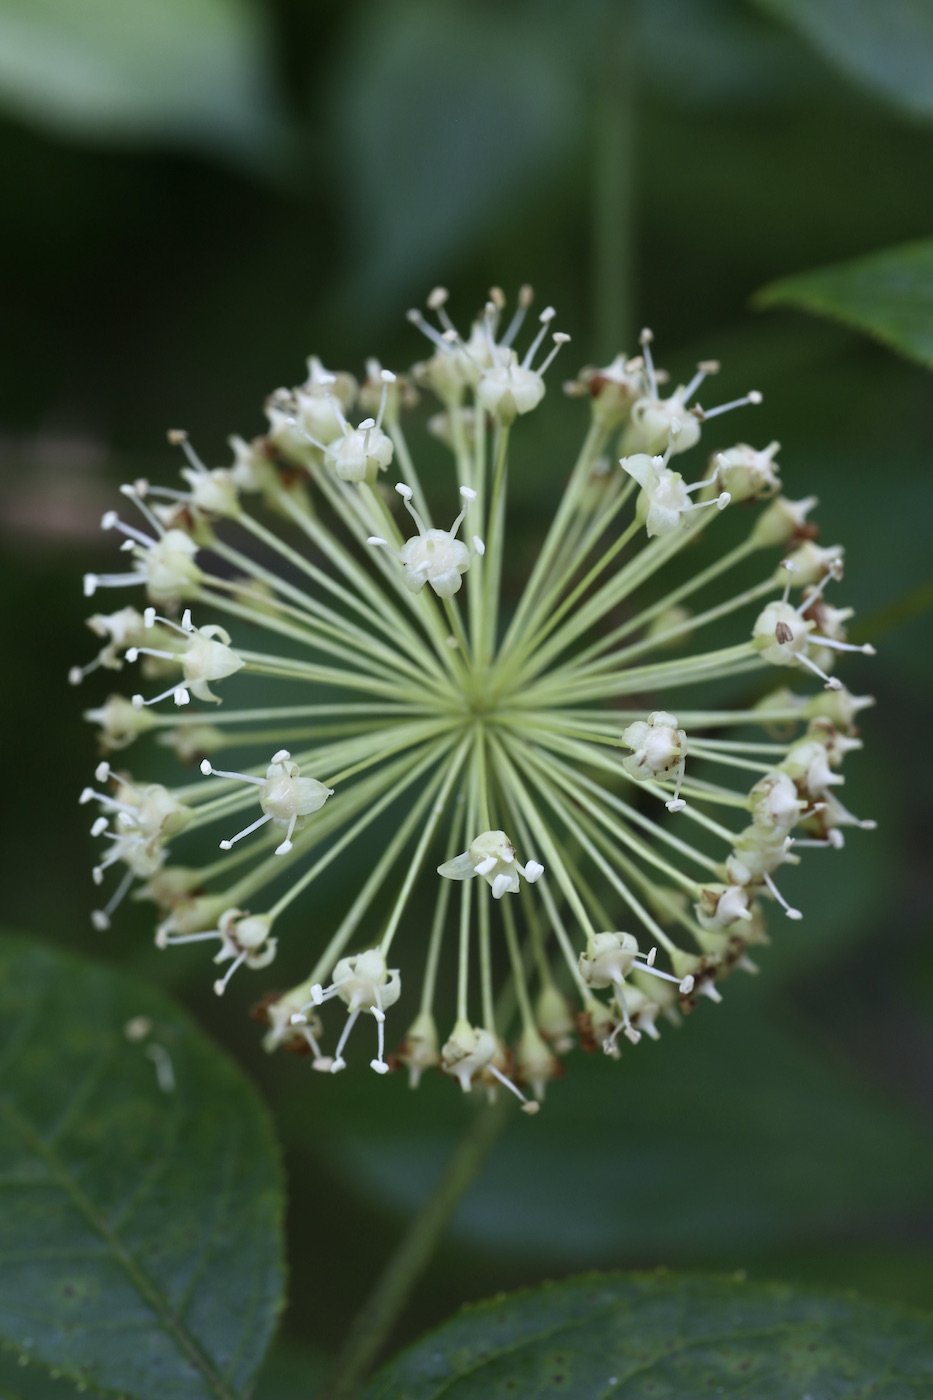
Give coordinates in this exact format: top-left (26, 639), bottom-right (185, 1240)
top-left (694, 883), bottom-right (752, 932)
top-left (85, 694), bottom-right (159, 751)
top-left (535, 984), bottom-right (575, 1053)
top-left (749, 495), bottom-right (818, 549)
top-left (515, 1026), bottom-right (561, 1099)
top-left (709, 441), bottom-right (780, 503)
top-left (441, 1019), bottom-right (498, 1091)
top-left (396, 1010), bottom-right (440, 1088)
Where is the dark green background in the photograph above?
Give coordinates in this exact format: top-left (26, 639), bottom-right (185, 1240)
top-left (0, 0), bottom-right (929, 1389)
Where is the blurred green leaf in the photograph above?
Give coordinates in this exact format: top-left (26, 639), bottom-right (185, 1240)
top-left (251, 1337), bottom-right (330, 1399)
top-left (364, 1271), bottom-right (933, 1399)
top-left (290, 985), bottom-right (932, 1266)
top-left (750, 0), bottom-right (933, 120)
top-left (0, 1344), bottom-right (88, 1399)
top-left (327, 0), bottom-right (580, 306)
top-left (0, 0), bottom-right (290, 167)
top-left (853, 580), bottom-right (933, 644)
top-left (753, 240), bottom-right (933, 368)
top-left (0, 933), bottom-right (285, 1400)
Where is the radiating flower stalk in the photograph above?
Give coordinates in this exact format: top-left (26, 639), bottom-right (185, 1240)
top-left (76, 288), bottom-right (875, 1114)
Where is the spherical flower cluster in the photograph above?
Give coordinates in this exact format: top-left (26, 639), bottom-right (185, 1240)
top-left (76, 287), bottom-right (875, 1114)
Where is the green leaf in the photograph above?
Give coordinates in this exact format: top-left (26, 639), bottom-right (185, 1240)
top-left (0, 1341), bottom-right (89, 1399)
top-left (750, 0), bottom-right (933, 120)
top-left (364, 1271), bottom-right (933, 1399)
top-left (753, 241), bottom-right (933, 368)
top-left (0, 0), bottom-right (290, 167)
top-left (0, 934), bottom-right (285, 1400)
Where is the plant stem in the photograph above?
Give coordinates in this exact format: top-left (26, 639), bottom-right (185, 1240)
top-left (317, 1099), bottom-right (511, 1399)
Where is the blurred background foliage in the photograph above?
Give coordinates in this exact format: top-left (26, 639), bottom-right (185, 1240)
top-left (0, 0), bottom-right (929, 1390)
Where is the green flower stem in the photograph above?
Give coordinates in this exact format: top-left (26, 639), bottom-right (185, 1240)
top-left (379, 737), bottom-right (471, 958)
top-left (581, 575), bottom-right (779, 678)
top-left (305, 463), bottom-right (464, 687)
top-left (513, 737), bottom-right (701, 917)
top-left (574, 536), bottom-right (760, 667)
top-left (489, 737), bottom-right (598, 941)
top-left (388, 420), bottom-right (432, 528)
top-left (496, 491), bottom-right (640, 687)
top-left (233, 508), bottom-right (445, 682)
top-left (418, 817), bottom-right (460, 1017)
top-left (359, 480), bottom-right (472, 689)
top-left (305, 755), bottom-right (459, 986)
top-left (318, 1098), bottom-right (511, 1400)
top-left (476, 424), bottom-right (511, 669)
top-left (479, 882), bottom-right (496, 1032)
top-left (509, 726), bottom-right (723, 877)
top-left (518, 642), bottom-right (762, 708)
top-left (273, 481), bottom-right (440, 660)
top-left (496, 418), bottom-right (608, 657)
top-left (269, 737), bottom-right (459, 925)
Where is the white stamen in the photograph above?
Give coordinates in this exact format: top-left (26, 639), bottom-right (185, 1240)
top-left (763, 872), bottom-right (802, 919)
top-left (487, 1062), bottom-right (539, 1113)
top-left (639, 328), bottom-right (658, 398)
top-left (213, 948), bottom-right (248, 996)
top-left (219, 812), bottom-right (273, 850)
top-left (694, 391), bottom-right (762, 421)
top-left (331, 1008), bottom-right (361, 1071)
top-left (200, 759), bottom-right (265, 785)
top-left (118, 482), bottom-right (166, 538)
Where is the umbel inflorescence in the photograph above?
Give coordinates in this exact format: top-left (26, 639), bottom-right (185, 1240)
top-left (76, 287), bottom-right (875, 1113)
